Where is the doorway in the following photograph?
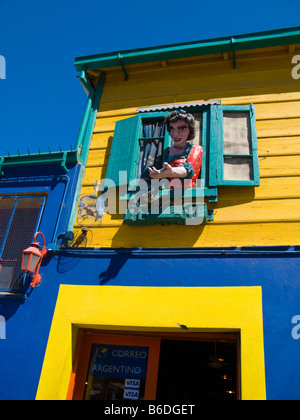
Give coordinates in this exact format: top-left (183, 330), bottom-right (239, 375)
top-left (70, 331), bottom-right (240, 400)
top-left (156, 339), bottom-right (239, 400)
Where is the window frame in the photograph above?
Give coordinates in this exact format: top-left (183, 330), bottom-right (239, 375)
top-left (69, 329), bottom-right (240, 401)
top-left (208, 104), bottom-right (260, 187)
top-left (105, 103), bottom-right (260, 225)
top-left (126, 110), bottom-right (208, 225)
top-left (0, 194), bottom-right (46, 293)
top-left (134, 111), bottom-right (172, 181)
top-left (70, 331), bottom-right (161, 400)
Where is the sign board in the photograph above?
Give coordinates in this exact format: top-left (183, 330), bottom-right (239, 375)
top-left (0, 316), bottom-right (5, 340)
top-left (85, 343), bottom-right (149, 400)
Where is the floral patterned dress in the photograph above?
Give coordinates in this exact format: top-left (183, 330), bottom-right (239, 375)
top-left (167, 143), bottom-right (203, 188)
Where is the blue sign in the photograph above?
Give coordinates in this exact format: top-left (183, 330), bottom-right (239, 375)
top-left (88, 344), bottom-right (149, 380)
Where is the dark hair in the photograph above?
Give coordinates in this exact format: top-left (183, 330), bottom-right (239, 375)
top-left (164, 109), bottom-right (195, 140)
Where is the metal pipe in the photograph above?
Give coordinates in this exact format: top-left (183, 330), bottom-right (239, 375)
top-left (78, 70), bottom-right (94, 96)
top-left (74, 92), bottom-right (94, 151)
top-left (80, 72), bottom-right (106, 167)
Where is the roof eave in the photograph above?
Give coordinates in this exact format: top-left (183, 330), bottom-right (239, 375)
top-left (0, 150), bottom-right (81, 176)
top-left (74, 26), bottom-right (300, 72)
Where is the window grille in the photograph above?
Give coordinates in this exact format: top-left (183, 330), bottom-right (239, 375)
top-left (0, 196), bottom-right (45, 292)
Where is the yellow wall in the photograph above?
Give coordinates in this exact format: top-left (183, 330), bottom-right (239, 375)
top-left (74, 45), bottom-right (300, 248)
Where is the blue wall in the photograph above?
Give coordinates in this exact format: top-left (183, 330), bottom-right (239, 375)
top-left (0, 245), bottom-right (299, 399)
top-left (0, 162), bottom-right (81, 399)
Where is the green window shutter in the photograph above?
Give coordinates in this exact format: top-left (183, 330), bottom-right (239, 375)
top-left (105, 115), bottom-right (140, 187)
top-left (208, 104), bottom-right (260, 187)
top-left (208, 105), bottom-right (223, 187)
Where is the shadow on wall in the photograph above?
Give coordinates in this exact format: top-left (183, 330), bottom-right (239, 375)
top-left (98, 253), bottom-right (129, 285)
top-left (110, 186), bottom-right (256, 248)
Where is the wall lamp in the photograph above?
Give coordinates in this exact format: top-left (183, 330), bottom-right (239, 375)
top-left (21, 232), bottom-right (47, 288)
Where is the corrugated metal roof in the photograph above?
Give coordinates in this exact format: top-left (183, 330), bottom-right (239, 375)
top-left (136, 100), bottom-right (221, 113)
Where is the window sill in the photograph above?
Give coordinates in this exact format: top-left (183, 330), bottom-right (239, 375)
top-left (124, 203), bottom-right (213, 226)
top-left (0, 291), bottom-right (26, 300)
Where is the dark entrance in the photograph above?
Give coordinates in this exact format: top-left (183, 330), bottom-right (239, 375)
top-left (156, 339), bottom-right (239, 400)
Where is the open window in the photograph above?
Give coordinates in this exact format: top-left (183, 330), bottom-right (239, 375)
top-left (104, 103), bottom-right (259, 225)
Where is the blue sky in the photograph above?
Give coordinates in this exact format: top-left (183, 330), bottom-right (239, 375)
top-left (1, 0), bottom-right (300, 156)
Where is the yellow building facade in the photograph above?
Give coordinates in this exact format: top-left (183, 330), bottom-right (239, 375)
top-left (74, 36), bottom-right (300, 249)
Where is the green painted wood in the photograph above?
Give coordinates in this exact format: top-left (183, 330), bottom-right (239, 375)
top-left (74, 27), bottom-right (300, 72)
top-left (209, 104), bottom-right (260, 187)
top-left (105, 115), bottom-right (140, 187)
top-left (0, 150), bottom-right (80, 176)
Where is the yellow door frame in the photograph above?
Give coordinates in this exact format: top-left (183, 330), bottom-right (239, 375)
top-left (36, 285), bottom-right (266, 400)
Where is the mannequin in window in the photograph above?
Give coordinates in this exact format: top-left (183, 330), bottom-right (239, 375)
top-left (148, 110), bottom-right (203, 188)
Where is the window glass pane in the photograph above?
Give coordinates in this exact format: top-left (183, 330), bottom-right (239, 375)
top-left (84, 344), bottom-right (149, 400)
top-left (223, 157), bottom-right (253, 181)
top-left (142, 120), bottom-right (165, 138)
top-left (138, 139), bottom-right (163, 180)
top-left (139, 119), bottom-right (165, 181)
top-left (0, 267), bottom-right (14, 289)
top-left (223, 112), bottom-right (251, 155)
top-left (191, 111), bottom-right (202, 147)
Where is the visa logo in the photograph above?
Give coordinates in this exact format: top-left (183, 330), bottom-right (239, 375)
top-left (123, 389), bottom-right (139, 400)
top-left (125, 379), bottom-right (140, 389)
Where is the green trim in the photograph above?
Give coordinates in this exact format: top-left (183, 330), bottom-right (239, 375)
top-left (117, 54), bottom-right (129, 81)
top-left (0, 150), bottom-right (80, 176)
top-left (209, 104), bottom-right (260, 187)
top-left (202, 108), bottom-right (218, 202)
top-left (231, 37), bottom-right (236, 69)
top-left (0, 157), bottom-right (4, 176)
top-left (67, 163), bottom-right (86, 232)
top-left (80, 72), bottom-right (106, 167)
top-left (124, 202), bottom-right (208, 226)
top-left (75, 86), bottom-right (95, 150)
top-left (250, 104), bottom-right (260, 187)
top-left (74, 27), bottom-right (300, 72)
top-left (208, 105), bottom-right (223, 187)
top-left (106, 115), bottom-right (140, 187)
top-left (78, 71), bottom-right (94, 96)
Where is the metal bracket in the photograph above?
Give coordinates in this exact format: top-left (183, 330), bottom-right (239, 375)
top-left (230, 37), bottom-right (236, 69)
top-left (0, 157), bottom-right (4, 176)
top-left (61, 152), bottom-right (68, 173)
top-left (117, 53), bottom-right (129, 81)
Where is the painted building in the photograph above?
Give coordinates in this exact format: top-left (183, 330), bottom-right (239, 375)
top-left (0, 27), bottom-right (300, 400)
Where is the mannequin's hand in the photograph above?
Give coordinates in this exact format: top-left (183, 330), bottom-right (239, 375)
top-left (148, 162), bottom-right (173, 179)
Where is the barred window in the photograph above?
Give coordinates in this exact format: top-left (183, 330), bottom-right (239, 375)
top-left (0, 196), bottom-right (45, 292)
